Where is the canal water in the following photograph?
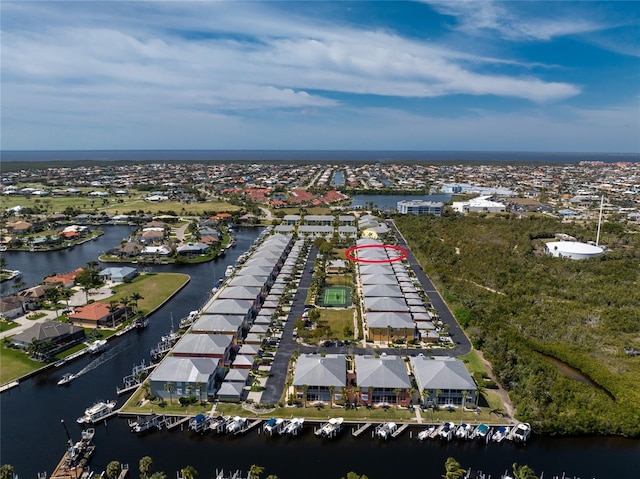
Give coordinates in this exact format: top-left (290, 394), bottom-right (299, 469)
top-left (1, 226), bottom-right (639, 478)
top-left (350, 194), bottom-right (453, 212)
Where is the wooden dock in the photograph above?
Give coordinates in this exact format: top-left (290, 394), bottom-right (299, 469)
top-left (351, 423), bottom-right (373, 437)
top-left (243, 419), bottom-right (262, 434)
top-left (391, 423), bottom-right (409, 438)
top-left (163, 415), bottom-right (191, 430)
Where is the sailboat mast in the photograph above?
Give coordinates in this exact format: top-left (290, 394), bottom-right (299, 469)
top-left (596, 195), bottom-right (604, 246)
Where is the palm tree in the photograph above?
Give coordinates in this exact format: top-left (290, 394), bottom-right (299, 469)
top-left (249, 465), bottom-right (264, 479)
top-left (46, 286), bottom-right (62, 318)
top-left (461, 390), bottom-right (469, 411)
top-left (328, 385), bottom-right (335, 408)
top-left (59, 287), bottom-right (73, 311)
top-left (120, 296), bottom-right (131, 322)
top-left (180, 465), bottom-right (198, 479)
top-left (106, 461), bottom-right (122, 479)
top-left (108, 300), bottom-right (120, 328)
top-left (131, 292), bottom-right (144, 313)
top-left (142, 381), bottom-right (151, 399)
top-left (394, 388), bottom-right (403, 409)
top-left (442, 457), bottom-right (466, 479)
top-left (164, 382), bottom-right (175, 404)
top-left (196, 381), bottom-right (205, 403)
top-left (435, 388), bottom-right (443, 409)
top-left (512, 463), bottom-right (538, 479)
top-left (301, 385), bottom-right (308, 408)
top-left (139, 456), bottom-right (153, 479)
top-left (0, 464), bottom-right (15, 479)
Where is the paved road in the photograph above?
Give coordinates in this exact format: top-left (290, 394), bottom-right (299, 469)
top-left (260, 245), bottom-right (318, 404)
top-left (390, 220), bottom-right (472, 357)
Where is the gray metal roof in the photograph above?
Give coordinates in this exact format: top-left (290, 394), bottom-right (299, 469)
top-left (410, 357), bottom-right (477, 391)
top-left (218, 286), bottom-right (262, 300)
top-left (355, 355), bottom-right (411, 389)
top-left (366, 311), bottom-right (414, 329)
top-left (360, 274), bottom-right (398, 285)
top-left (205, 299), bottom-right (253, 315)
top-left (362, 284), bottom-right (403, 298)
top-left (172, 333), bottom-right (234, 355)
top-left (364, 296), bottom-right (408, 312)
top-left (224, 368), bottom-right (250, 382)
top-left (150, 357), bottom-right (218, 383)
top-left (191, 314), bottom-right (244, 333)
top-left (227, 275), bottom-right (267, 288)
top-left (292, 354), bottom-right (346, 388)
top-left (358, 263), bottom-right (395, 275)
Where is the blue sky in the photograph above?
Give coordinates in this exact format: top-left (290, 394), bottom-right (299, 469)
top-left (1, 1), bottom-right (638, 152)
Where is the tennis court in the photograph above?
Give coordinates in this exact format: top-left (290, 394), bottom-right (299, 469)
top-left (319, 286), bottom-right (352, 307)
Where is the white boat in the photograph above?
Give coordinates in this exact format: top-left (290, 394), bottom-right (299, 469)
top-left (263, 418), bottom-right (284, 435)
top-left (315, 417), bottom-right (343, 438)
top-left (472, 423), bottom-right (490, 440)
top-left (281, 417), bottom-right (304, 436)
top-left (86, 339), bottom-right (107, 354)
top-left (180, 310), bottom-right (199, 329)
top-left (77, 399), bottom-right (117, 424)
top-left (189, 414), bottom-right (210, 433)
top-left (209, 415), bottom-right (228, 433)
top-left (456, 423), bottom-right (473, 439)
top-left (438, 422), bottom-right (456, 440)
top-left (225, 265), bottom-right (235, 277)
top-left (2, 269), bottom-right (22, 280)
top-left (81, 427), bottom-right (95, 442)
top-left (57, 372), bottom-right (77, 386)
top-left (491, 425), bottom-right (510, 442)
top-left (417, 425), bottom-right (436, 441)
top-left (511, 422), bottom-right (531, 442)
top-left (129, 415), bottom-right (160, 433)
top-left (375, 422), bottom-right (397, 440)
top-left (225, 416), bottom-right (246, 434)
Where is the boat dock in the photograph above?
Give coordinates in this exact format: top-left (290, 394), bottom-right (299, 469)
top-left (351, 422), bottom-right (373, 437)
top-left (243, 419), bottom-right (262, 434)
top-left (391, 423), bottom-right (409, 438)
top-left (164, 415), bottom-right (192, 430)
top-left (116, 361), bottom-right (156, 395)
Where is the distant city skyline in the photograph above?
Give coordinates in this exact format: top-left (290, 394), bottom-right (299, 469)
top-left (1, 1), bottom-right (638, 152)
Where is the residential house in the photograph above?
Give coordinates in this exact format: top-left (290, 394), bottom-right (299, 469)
top-left (171, 333), bottom-right (235, 366)
top-left (149, 356), bottom-right (220, 400)
top-left (68, 302), bottom-right (126, 328)
top-left (410, 356), bottom-right (478, 408)
top-left (11, 320), bottom-right (85, 350)
top-left (98, 266), bottom-right (138, 283)
top-left (0, 296), bottom-right (24, 320)
top-left (354, 355), bottom-right (412, 406)
top-left (292, 354), bottom-right (346, 405)
top-left (43, 268), bottom-right (84, 289)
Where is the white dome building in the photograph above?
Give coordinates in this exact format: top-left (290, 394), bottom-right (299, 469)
top-left (546, 241), bottom-right (604, 260)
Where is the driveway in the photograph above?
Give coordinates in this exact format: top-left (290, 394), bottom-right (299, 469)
top-left (260, 245), bottom-right (318, 404)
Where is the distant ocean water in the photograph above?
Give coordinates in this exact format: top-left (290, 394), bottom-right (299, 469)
top-left (1, 149), bottom-right (638, 164)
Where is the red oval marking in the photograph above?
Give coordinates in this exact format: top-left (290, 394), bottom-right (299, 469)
top-left (344, 244), bottom-right (408, 263)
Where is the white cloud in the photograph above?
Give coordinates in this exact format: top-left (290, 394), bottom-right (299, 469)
top-left (423, 0), bottom-right (606, 41)
top-left (1, 1), bottom-right (634, 151)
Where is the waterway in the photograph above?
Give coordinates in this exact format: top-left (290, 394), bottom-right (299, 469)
top-left (350, 194), bottom-right (453, 212)
top-left (1, 226), bottom-right (639, 478)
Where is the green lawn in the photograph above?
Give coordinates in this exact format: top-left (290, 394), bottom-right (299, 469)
top-left (105, 272), bottom-right (190, 315)
top-left (319, 308), bottom-right (355, 340)
top-left (0, 347), bottom-right (42, 384)
top-left (0, 273), bottom-right (189, 385)
top-left (0, 188), bottom-right (242, 216)
top-left (0, 321), bottom-right (20, 333)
